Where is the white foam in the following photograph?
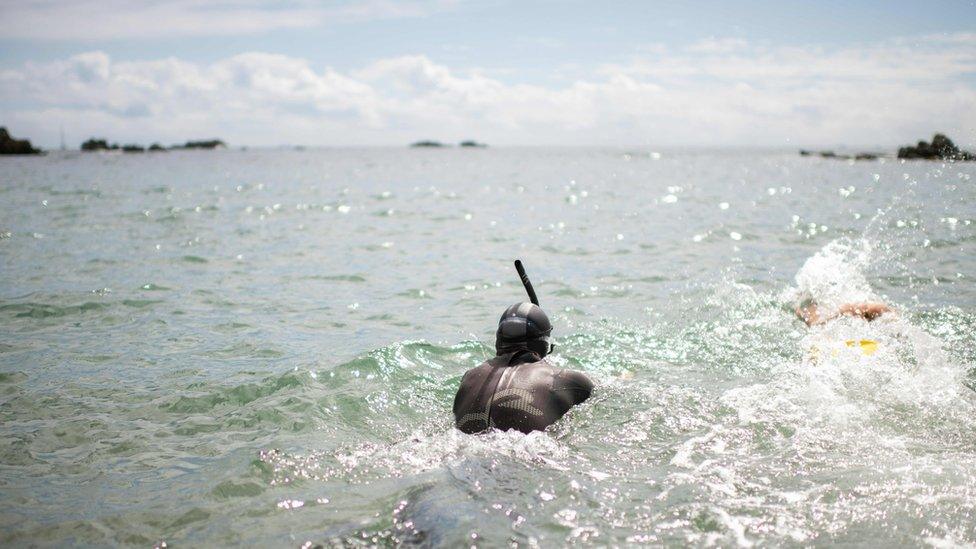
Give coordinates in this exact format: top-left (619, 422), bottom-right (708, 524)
top-left (790, 237), bottom-right (876, 314)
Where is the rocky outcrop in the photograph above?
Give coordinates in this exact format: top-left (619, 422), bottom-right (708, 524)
top-left (898, 134), bottom-right (975, 160)
top-left (0, 127), bottom-right (41, 155)
top-left (83, 138), bottom-right (226, 151)
top-left (175, 139), bottom-right (226, 150)
top-left (410, 140), bottom-right (488, 147)
top-left (799, 133), bottom-right (976, 161)
top-left (81, 138), bottom-right (118, 151)
top-left (799, 149), bottom-right (883, 161)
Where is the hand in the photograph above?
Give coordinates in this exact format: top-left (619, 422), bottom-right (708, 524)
top-left (837, 302), bottom-right (891, 321)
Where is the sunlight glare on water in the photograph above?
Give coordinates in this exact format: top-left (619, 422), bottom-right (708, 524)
top-left (0, 148), bottom-right (975, 546)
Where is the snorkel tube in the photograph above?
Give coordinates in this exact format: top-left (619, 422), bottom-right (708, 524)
top-left (514, 259), bottom-right (539, 306)
top-left (509, 259), bottom-right (553, 355)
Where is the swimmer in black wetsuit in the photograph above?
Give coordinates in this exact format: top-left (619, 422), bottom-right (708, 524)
top-left (453, 301), bottom-right (593, 434)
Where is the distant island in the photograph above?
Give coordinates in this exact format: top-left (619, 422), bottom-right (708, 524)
top-left (410, 140), bottom-right (488, 148)
top-left (800, 133), bottom-right (974, 161)
top-left (81, 137), bottom-right (226, 152)
top-left (897, 134), bottom-right (974, 161)
top-left (175, 139), bottom-right (226, 150)
top-left (81, 138), bottom-right (118, 151)
top-left (799, 150), bottom-right (881, 161)
top-left (0, 127), bottom-right (42, 155)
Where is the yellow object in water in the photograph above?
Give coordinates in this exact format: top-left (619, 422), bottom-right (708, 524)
top-left (809, 339), bottom-right (880, 362)
top-left (844, 339), bottom-right (878, 356)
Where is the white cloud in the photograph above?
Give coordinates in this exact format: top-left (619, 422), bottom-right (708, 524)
top-left (605, 34), bottom-right (976, 86)
top-left (1, 34), bottom-right (974, 148)
top-left (686, 37), bottom-right (749, 54)
top-left (0, 0), bottom-right (458, 41)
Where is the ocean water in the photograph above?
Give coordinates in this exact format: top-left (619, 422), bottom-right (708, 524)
top-left (1, 148), bottom-right (975, 547)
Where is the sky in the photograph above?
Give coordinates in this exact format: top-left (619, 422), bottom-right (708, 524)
top-left (0, 0), bottom-right (974, 149)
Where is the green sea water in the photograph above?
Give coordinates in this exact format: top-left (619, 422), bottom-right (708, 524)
top-left (1, 148), bottom-right (974, 546)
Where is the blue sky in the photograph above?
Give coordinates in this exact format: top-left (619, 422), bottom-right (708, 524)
top-left (1, 0), bottom-right (974, 148)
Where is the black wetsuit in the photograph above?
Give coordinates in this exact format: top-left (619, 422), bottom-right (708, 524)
top-left (452, 350), bottom-right (593, 434)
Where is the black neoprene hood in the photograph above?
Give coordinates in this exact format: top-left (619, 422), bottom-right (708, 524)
top-left (495, 302), bottom-right (553, 357)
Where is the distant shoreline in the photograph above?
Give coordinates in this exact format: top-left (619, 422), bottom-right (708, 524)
top-left (80, 138), bottom-right (227, 153)
top-left (799, 133), bottom-right (975, 162)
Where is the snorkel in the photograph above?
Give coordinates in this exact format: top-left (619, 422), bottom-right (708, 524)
top-left (514, 259), bottom-right (539, 306)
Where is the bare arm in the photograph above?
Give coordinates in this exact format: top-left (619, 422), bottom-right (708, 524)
top-left (836, 302), bottom-right (891, 321)
top-left (796, 300), bottom-right (891, 326)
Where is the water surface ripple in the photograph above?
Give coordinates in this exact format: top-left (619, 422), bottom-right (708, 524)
top-left (1, 149), bottom-right (974, 546)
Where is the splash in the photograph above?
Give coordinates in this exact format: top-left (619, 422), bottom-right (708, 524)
top-left (789, 237), bottom-right (876, 314)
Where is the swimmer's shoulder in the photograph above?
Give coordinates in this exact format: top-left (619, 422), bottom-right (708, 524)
top-left (551, 366), bottom-right (594, 403)
top-left (454, 361), bottom-right (493, 400)
top-left (468, 358), bottom-right (495, 373)
top-left (519, 357), bottom-right (591, 389)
